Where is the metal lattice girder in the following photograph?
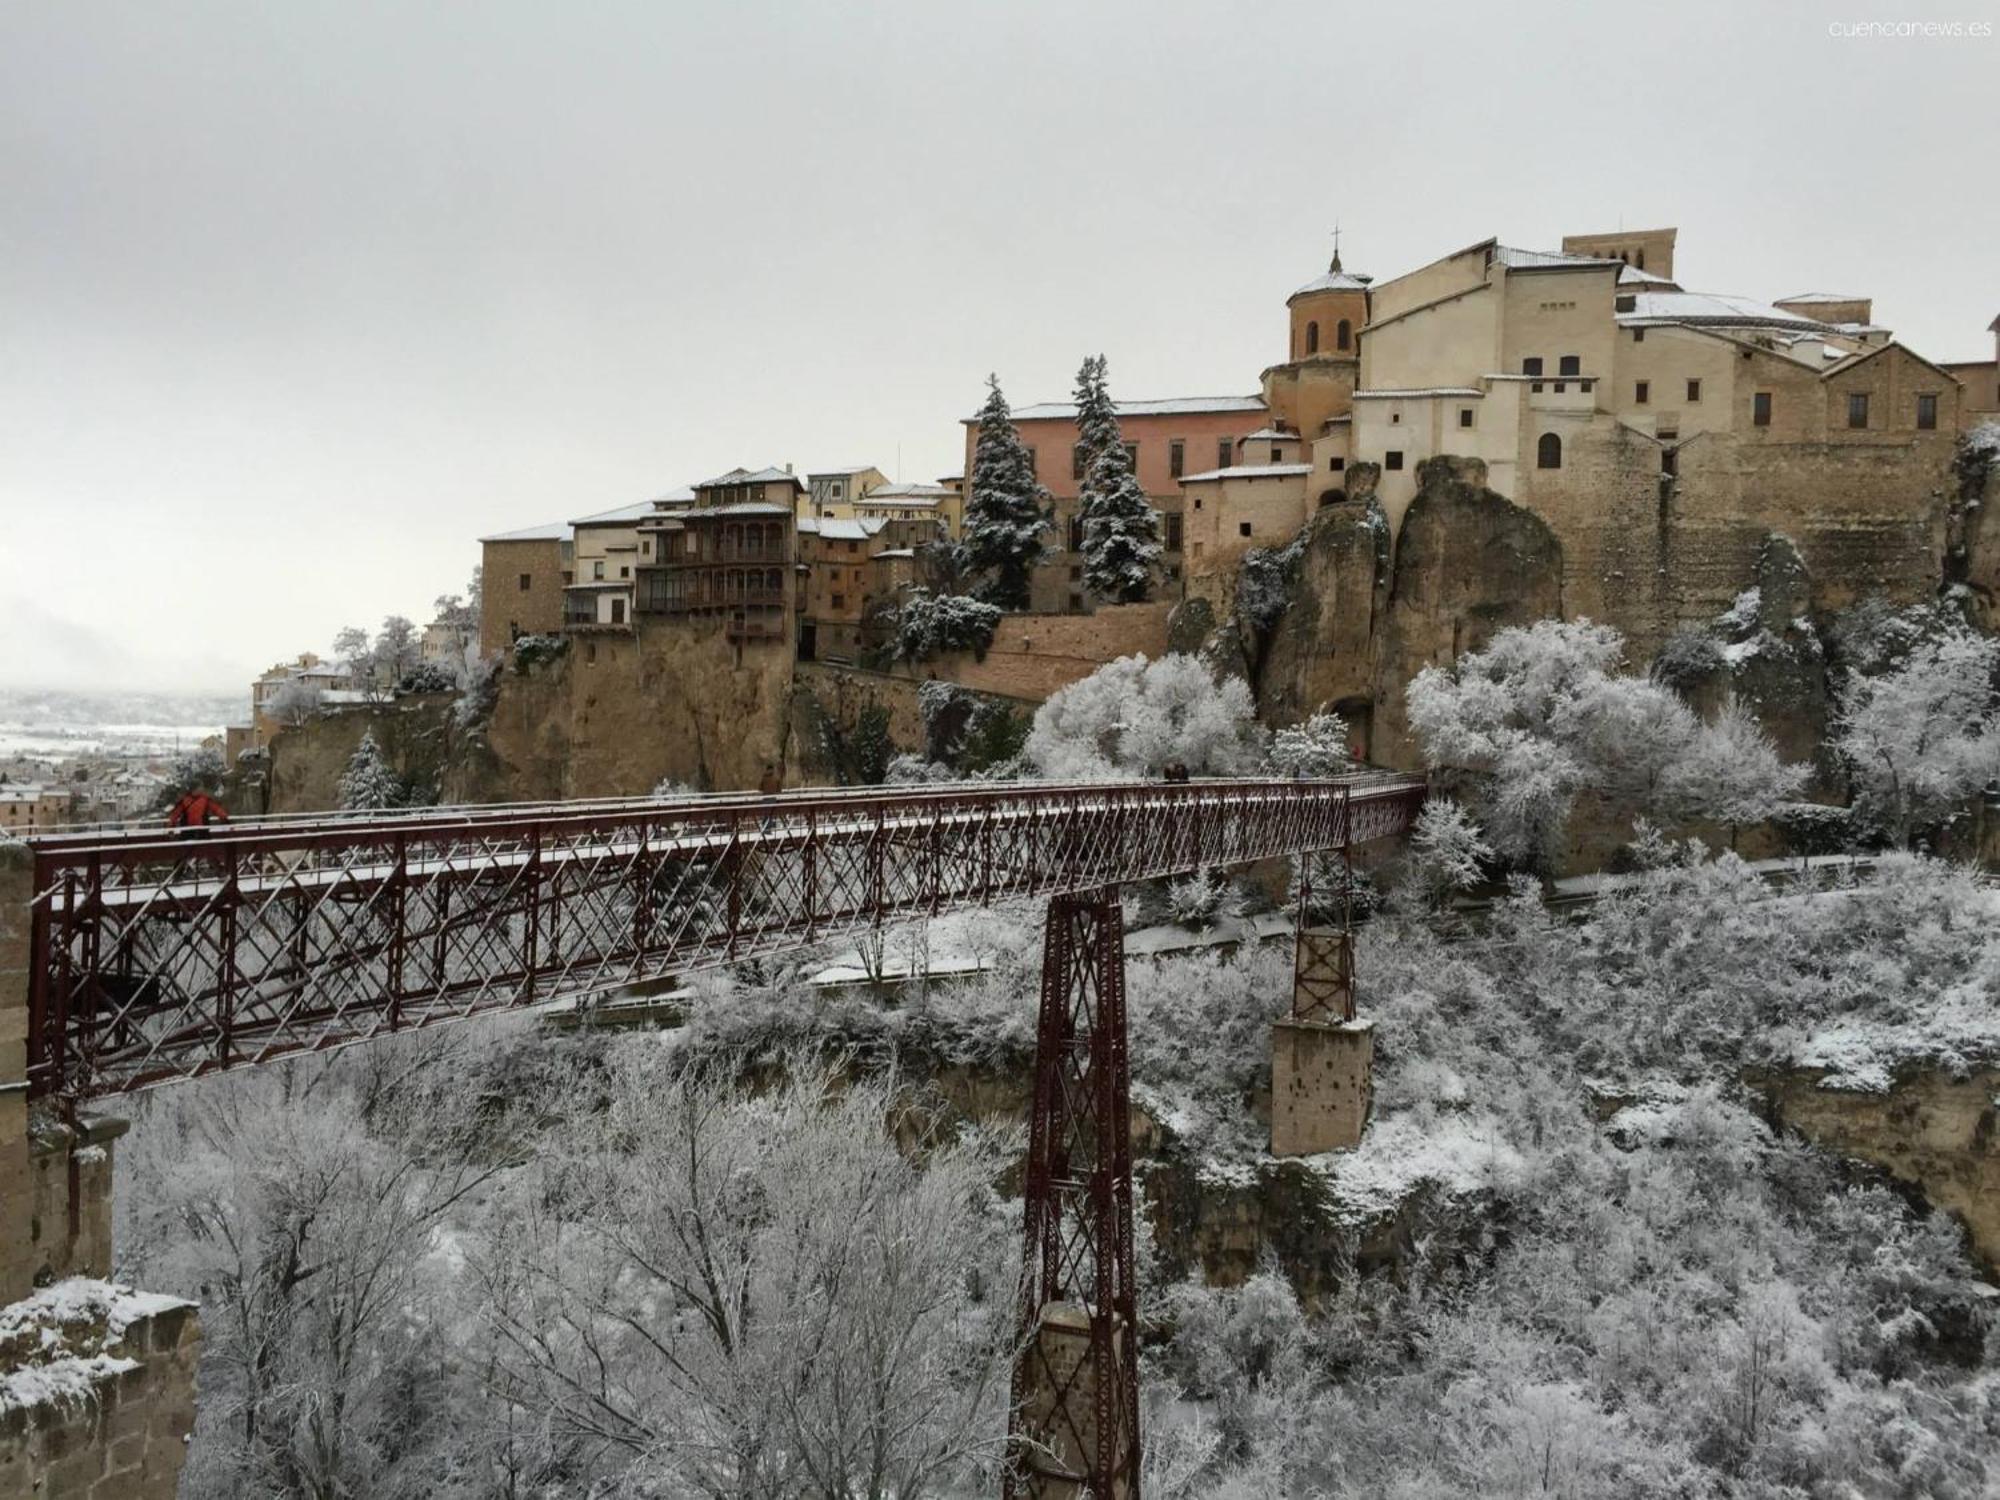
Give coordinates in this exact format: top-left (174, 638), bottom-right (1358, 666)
top-left (1007, 887), bottom-right (1139, 1500)
top-left (22, 776), bottom-right (1426, 1101)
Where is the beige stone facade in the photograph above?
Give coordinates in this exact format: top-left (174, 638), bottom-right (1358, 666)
top-left (478, 528), bottom-right (572, 654)
top-left (805, 465), bottom-right (888, 522)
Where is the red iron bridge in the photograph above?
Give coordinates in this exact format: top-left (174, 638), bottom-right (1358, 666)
top-left (21, 773), bottom-right (1425, 1500)
top-left (24, 774), bottom-right (1425, 1104)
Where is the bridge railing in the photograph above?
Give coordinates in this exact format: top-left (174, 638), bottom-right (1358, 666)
top-left (24, 775), bottom-right (1425, 1102)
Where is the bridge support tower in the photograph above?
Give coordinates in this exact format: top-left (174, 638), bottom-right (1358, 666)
top-left (1270, 871), bottom-right (1373, 1157)
top-left (1007, 886), bottom-right (1140, 1499)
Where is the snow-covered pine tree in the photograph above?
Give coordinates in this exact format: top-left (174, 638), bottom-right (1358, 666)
top-left (962, 374), bottom-right (1052, 610)
top-left (338, 730), bottom-right (401, 811)
top-left (1073, 356), bottom-right (1162, 604)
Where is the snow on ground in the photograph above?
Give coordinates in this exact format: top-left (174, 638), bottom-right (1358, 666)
top-left (0, 1278), bottom-right (192, 1412)
top-left (1796, 980), bottom-right (2000, 1092)
top-left (1312, 1111), bottom-right (1527, 1225)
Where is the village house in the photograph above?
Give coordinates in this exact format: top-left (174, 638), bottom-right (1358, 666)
top-left (804, 465), bottom-right (889, 524)
top-left (634, 466), bottom-right (803, 648)
top-left (795, 513), bottom-right (943, 662)
top-left (478, 519), bottom-right (574, 653)
top-left (0, 782), bottom-right (73, 834)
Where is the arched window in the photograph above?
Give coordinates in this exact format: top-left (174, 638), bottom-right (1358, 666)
top-left (1537, 432), bottom-right (1563, 470)
top-left (1336, 318), bottom-right (1351, 351)
top-left (1306, 321), bottom-right (1319, 354)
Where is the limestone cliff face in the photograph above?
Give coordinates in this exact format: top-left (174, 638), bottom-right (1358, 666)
top-left (1255, 495), bottom-right (1391, 729)
top-left (475, 624), bottom-right (796, 798)
top-left (1752, 1064), bottom-right (2000, 1274)
top-left (1720, 535), bottom-right (1832, 771)
top-left (261, 625), bottom-right (796, 814)
top-left (264, 693), bottom-right (460, 813)
top-left (1946, 435), bottom-right (2000, 633)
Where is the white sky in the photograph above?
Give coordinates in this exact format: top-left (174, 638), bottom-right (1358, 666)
top-left (2, 0), bottom-right (1995, 694)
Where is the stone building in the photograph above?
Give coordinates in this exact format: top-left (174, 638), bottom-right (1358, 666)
top-left (478, 521), bottom-right (573, 654)
top-left (1943, 315), bottom-right (2000, 428)
top-left (795, 513), bottom-right (942, 662)
top-left (634, 467), bottom-right (804, 651)
top-left (1180, 227), bottom-right (1973, 658)
top-left (960, 395), bottom-right (1269, 612)
top-left (805, 465), bottom-right (888, 523)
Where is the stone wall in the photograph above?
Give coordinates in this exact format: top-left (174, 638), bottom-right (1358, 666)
top-left (926, 601), bottom-right (1174, 702)
top-left (1, 845), bottom-right (33, 1305)
top-left (0, 1281), bottom-right (200, 1499)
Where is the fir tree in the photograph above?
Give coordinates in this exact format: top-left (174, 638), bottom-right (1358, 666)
top-left (962, 374), bottom-right (1052, 610)
top-left (1073, 355), bottom-right (1162, 604)
top-left (338, 730), bottom-right (401, 811)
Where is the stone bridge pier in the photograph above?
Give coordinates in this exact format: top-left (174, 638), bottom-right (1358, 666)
top-left (1, 843), bottom-right (201, 1498)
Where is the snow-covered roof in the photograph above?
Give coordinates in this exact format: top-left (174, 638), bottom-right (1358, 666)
top-left (564, 580), bottom-right (633, 591)
top-left (803, 518), bottom-right (884, 541)
top-left (809, 464), bottom-right (880, 476)
top-left (694, 466), bottom-right (806, 491)
top-left (570, 501), bottom-right (659, 527)
top-left (681, 502), bottom-right (795, 519)
top-left (1617, 291), bottom-right (1837, 333)
top-left (1289, 267), bottom-right (1373, 300)
top-left (1353, 387), bottom-right (1484, 399)
top-left (864, 481), bottom-right (954, 499)
top-left (1493, 245), bottom-right (1620, 272)
top-left (1178, 463), bottom-right (1314, 484)
top-left (1237, 427), bottom-right (1300, 442)
top-left (1618, 264), bottom-right (1679, 288)
top-left (480, 520), bottom-right (570, 543)
top-left (650, 485), bottom-right (696, 506)
top-left (0, 785), bottom-right (47, 803)
top-left (983, 395), bottom-right (1267, 422)
top-left (1777, 291), bottom-right (1868, 304)
top-left (873, 548), bottom-right (917, 558)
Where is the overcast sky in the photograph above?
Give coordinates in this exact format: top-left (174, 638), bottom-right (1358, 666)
top-left (2, 0), bottom-right (1994, 696)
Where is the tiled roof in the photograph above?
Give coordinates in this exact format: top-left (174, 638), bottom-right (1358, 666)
top-left (695, 466), bottom-right (806, 491)
top-left (1494, 245), bottom-right (1621, 271)
top-left (1178, 463), bottom-right (1313, 483)
top-left (570, 501), bottom-right (660, 527)
top-left (985, 395), bottom-right (1267, 422)
top-left (480, 520), bottom-right (570, 543)
top-left (864, 481), bottom-right (954, 499)
top-left (1617, 291), bottom-right (1836, 333)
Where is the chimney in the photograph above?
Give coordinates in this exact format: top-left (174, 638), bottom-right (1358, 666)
top-left (784, 462), bottom-right (793, 474)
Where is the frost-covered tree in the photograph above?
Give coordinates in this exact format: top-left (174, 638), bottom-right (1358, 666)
top-left (1834, 625), bottom-right (2000, 845)
top-left (372, 615), bottom-right (420, 688)
top-left (1398, 796), bottom-right (1494, 909)
top-left (1072, 355), bottom-right (1162, 604)
top-left (159, 744), bottom-right (227, 806)
top-left (332, 624), bottom-right (375, 695)
top-left (262, 675), bottom-right (322, 728)
top-left (1267, 709), bottom-right (1352, 778)
top-left (479, 1052), bottom-right (1016, 1498)
top-left (338, 730), bottom-right (401, 811)
top-left (1407, 619), bottom-right (1807, 870)
top-left (962, 375), bottom-right (1052, 610)
top-left (1026, 653), bottom-right (1266, 779)
top-left (1660, 700), bottom-right (1807, 841)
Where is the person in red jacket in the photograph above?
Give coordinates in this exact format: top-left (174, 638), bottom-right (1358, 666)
top-left (166, 789), bottom-right (229, 831)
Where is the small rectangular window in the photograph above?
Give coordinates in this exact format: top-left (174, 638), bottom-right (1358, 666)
top-left (1559, 355), bottom-right (1580, 377)
top-left (1330, 456), bottom-right (1345, 471)
top-left (1385, 451), bottom-right (1404, 471)
top-left (1848, 392), bottom-right (1869, 429)
top-left (1238, 521), bottom-right (1252, 538)
top-left (1072, 445), bottom-right (1087, 480)
top-left (518, 573), bottom-right (532, 591)
top-left (1025, 445), bottom-right (1037, 476)
top-left (1686, 380), bottom-right (1701, 403)
top-left (1522, 357), bottom-right (1543, 377)
top-left (1068, 565), bottom-right (1081, 581)
top-left (1218, 438), bottom-right (1232, 470)
top-left (1916, 394), bottom-right (1938, 430)
top-left (1068, 593), bottom-right (1083, 612)
top-left (1123, 442), bottom-right (1138, 469)
top-left (831, 593), bottom-right (845, 610)
top-left (1270, 445), bottom-right (1284, 462)
top-left (1165, 513), bottom-right (1183, 549)
top-left (1459, 408), bottom-right (1474, 428)
top-left (1632, 328), bottom-right (1646, 343)
top-left (1169, 439), bottom-right (1185, 479)
top-left (1753, 392), bottom-right (1772, 427)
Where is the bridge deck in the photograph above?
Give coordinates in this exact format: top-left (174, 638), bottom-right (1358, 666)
top-left (23, 775), bottom-right (1425, 1101)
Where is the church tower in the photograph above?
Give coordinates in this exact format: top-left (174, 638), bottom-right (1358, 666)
top-left (1262, 240), bottom-right (1371, 463)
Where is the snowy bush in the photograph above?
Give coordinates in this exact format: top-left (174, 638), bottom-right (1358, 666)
top-left (511, 633), bottom-right (567, 673)
top-left (1163, 867), bottom-right (1245, 930)
top-left (157, 746), bottom-right (226, 806)
top-left (1266, 709), bottom-right (1351, 778)
top-left (396, 661), bottom-right (455, 694)
top-left (892, 588), bottom-right (1001, 662)
top-left (1397, 796), bottom-right (1493, 909)
top-left (1649, 625), bottom-right (1725, 691)
top-left (262, 675), bottom-right (323, 728)
top-left (1025, 653), bottom-right (1266, 779)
